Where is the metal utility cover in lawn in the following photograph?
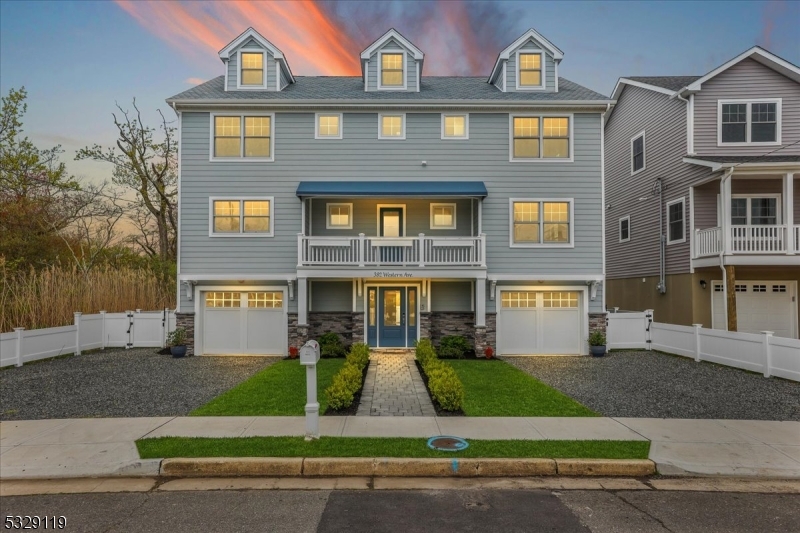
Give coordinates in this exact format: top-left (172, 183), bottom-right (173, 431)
top-left (427, 436), bottom-right (469, 451)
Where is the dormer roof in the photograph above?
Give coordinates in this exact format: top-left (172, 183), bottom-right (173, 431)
top-left (218, 27), bottom-right (295, 84)
top-left (488, 28), bottom-right (564, 83)
top-left (360, 28), bottom-right (424, 77)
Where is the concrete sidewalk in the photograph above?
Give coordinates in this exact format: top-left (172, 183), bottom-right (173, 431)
top-left (1, 417), bottom-right (798, 479)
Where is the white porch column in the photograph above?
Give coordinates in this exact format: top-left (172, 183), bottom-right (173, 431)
top-left (298, 277), bottom-right (308, 325)
top-left (785, 173), bottom-right (795, 255)
top-left (475, 278), bottom-right (486, 327)
top-left (722, 174), bottom-right (732, 254)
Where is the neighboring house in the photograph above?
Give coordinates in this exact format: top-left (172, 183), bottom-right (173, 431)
top-left (167, 27), bottom-right (611, 357)
top-left (605, 47), bottom-right (800, 338)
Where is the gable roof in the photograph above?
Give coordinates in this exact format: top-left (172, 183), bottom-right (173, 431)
top-left (489, 28), bottom-right (564, 83)
top-left (625, 76), bottom-right (701, 92)
top-left (360, 28), bottom-right (424, 79)
top-left (218, 27), bottom-right (295, 84)
top-left (679, 46), bottom-right (800, 94)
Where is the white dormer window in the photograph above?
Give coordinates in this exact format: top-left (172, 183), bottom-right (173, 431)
top-left (517, 52), bottom-right (543, 89)
top-left (240, 52), bottom-right (265, 86)
top-left (379, 52), bottom-right (405, 89)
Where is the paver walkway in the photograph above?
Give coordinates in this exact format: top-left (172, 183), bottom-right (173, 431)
top-left (356, 350), bottom-right (436, 417)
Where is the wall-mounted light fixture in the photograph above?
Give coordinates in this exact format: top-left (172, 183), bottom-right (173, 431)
top-left (699, 279), bottom-right (707, 290)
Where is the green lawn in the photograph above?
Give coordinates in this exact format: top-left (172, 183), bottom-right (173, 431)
top-left (137, 436), bottom-right (649, 460)
top-left (190, 359), bottom-right (346, 416)
top-left (447, 360), bottom-right (597, 417)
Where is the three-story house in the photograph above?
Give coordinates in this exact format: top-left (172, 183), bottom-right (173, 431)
top-left (167, 27), bottom-right (611, 356)
top-left (605, 47), bottom-right (800, 338)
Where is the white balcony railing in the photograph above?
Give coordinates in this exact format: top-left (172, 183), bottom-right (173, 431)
top-left (298, 233), bottom-right (486, 267)
top-left (694, 225), bottom-right (799, 258)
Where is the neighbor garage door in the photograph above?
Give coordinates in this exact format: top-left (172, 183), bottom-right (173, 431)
top-left (712, 281), bottom-right (797, 339)
top-left (203, 291), bottom-right (285, 355)
top-left (498, 291), bottom-right (582, 355)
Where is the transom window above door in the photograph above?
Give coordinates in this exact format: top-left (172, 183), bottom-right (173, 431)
top-left (719, 100), bottom-right (781, 145)
top-left (730, 196), bottom-right (780, 226)
top-left (327, 203), bottom-right (353, 229)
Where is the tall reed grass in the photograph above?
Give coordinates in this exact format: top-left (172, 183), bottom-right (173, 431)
top-left (0, 263), bottom-right (175, 332)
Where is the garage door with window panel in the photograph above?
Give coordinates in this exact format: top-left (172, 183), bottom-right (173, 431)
top-left (203, 291), bottom-right (285, 355)
top-left (498, 291), bottom-right (582, 355)
top-left (712, 281), bottom-right (797, 339)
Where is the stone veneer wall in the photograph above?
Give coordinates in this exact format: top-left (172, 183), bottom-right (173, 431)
top-left (308, 312), bottom-right (355, 344)
top-left (351, 312), bottom-right (365, 344)
top-left (589, 312), bottom-right (607, 335)
top-left (430, 312), bottom-right (477, 347)
top-left (175, 312), bottom-right (195, 356)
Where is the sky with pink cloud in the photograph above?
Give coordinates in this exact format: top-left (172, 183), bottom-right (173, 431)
top-left (1, 0), bottom-right (797, 183)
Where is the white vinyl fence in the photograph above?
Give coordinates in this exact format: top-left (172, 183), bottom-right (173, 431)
top-left (0, 310), bottom-right (177, 368)
top-left (607, 310), bottom-right (800, 382)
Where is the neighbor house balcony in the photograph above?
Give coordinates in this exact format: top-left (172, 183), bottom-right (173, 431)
top-left (694, 225), bottom-right (799, 257)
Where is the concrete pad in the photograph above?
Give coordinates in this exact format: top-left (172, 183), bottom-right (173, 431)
top-left (528, 417), bottom-right (648, 441)
top-left (22, 417), bottom-right (174, 445)
top-left (0, 477), bottom-right (157, 496)
top-left (241, 416), bottom-right (346, 437)
top-left (341, 416), bottom-right (439, 438)
top-left (435, 417), bottom-right (544, 440)
top-left (0, 441), bottom-right (144, 479)
top-left (650, 442), bottom-right (800, 478)
top-left (0, 419), bottom-right (72, 446)
top-left (556, 458), bottom-right (655, 476)
top-left (773, 445), bottom-right (800, 462)
top-left (716, 421), bottom-right (800, 445)
top-left (145, 417), bottom-right (256, 438)
top-left (0, 446), bottom-right (12, 456)
top-left (160, 457), bottom-right (304, 477)
top-left (615, 418), bottom-right (762, 443)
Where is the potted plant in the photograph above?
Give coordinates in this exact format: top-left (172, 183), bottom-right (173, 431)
top-left (484, 346), bottom-right (494, 360)
top-left (588, 330), bottom-right (607, 357)
top-left (166, 327), bottom-right (187, 358)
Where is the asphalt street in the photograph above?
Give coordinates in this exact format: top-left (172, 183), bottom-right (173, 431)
top-left (2, 488), bottom-right (798, 532)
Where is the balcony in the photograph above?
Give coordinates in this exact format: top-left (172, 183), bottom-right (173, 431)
top-left (298, 233), bottom-right (486, 267)
top-left (694, 225), bottom-right (800, 258)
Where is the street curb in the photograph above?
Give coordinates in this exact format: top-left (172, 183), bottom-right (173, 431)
top-left (157, 458), bottom-right (655, 478)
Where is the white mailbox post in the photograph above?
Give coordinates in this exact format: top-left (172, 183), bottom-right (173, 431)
top-left (299, 340), bottom-right (321, 440)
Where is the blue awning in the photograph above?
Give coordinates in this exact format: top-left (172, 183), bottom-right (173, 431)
top-left (296, 181), bottom-right (487, 198)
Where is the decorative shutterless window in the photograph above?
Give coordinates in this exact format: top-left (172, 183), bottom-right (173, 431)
top-left (240, 52), bottom-right (264, 86)
top-left (511, 200), bottom-right (571, 246)
top-left (731, 196), bottom-right (779, 226)
top-left (442, 114), bottom-right (468, 139)
top-left (316, 113), bottom-right (342, 139)
top-left (542, 292), bottom-right (578, 308)
top-left (666, 198), bottom-right (685, 244)
top-left (430, 203), bottom-right (456, 230)
top-left (518, 53), bottom-right (542, 87)
top-left (205, 292), bottom-right (241, 308)
top-left (511, 116), bottom-right (571, 160)
top-left (719, 100), bottom-right (780, 145)
top-left (381, 53), bottom-right (404, 87)
top-left (248, 291), bottom-right (283, 308)
top-left (212, 114), bottom-right (273, 160)
top-left (211, 198), bottom-right (273, 236)
top-left (379, 114), bottom-right (405, 139)
top-left (631, 132), bottom-right (645, 174)
top-left (619, 216), bottom-right (630, 243)
top-left (327, 203), bottom-right (353, 229)
top-left (501, 291), bottom-right (537, 308)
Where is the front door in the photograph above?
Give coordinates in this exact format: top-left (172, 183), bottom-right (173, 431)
top-left (379, 287), bottom-right (405, 347)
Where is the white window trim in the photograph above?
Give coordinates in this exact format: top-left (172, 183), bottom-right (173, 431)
top-left (509, 114), bottom-right (574, 163)
top-left (440, 113), bottom-right (469, 140)
top-left (209, 112), bottom-right (275, 162)
top-left (208, 196), bottom-right (275, 238)
top-left (326, 202), bottom-right (354, 230)
top-left (376, 204), bottom-right (407, 237)
top-left (377, 49), bottom-right (407, 91)
top-left (508, 198), bottom-right (575, 248)
top-left (378, 113), bottom-right (406, 140)
top-left (515, 49), bottom-right (545, 91)
top-left (666, 197), bottom-right (686, 245)
top-left (314, 112), bottom-right (343, 140)
top-left (631, 131), bottom-right (646, 175)
top-left (717, 98), bottom-right (782, 147)
top-left (619, 216), bottom-right (630, 243)
top-left (731, 193), bottom-right (782, 225)
top-left (430, 203), bottom-right (457, 230)
top-left (236, 50), bottom-right (267, 90)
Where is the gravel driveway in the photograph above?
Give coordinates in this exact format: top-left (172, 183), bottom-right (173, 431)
top-left (504, 351), bottom-right (800, 421)
top-left (0, 348), bottom-right (275, 420)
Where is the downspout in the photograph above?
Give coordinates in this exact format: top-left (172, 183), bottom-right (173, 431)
top-left (718, 167), bottom-right (734, 329)
top-left (655, 178), bottom-right (666, 294)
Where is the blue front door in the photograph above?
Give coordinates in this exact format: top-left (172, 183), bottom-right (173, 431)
top-left (379, 287), bottom-right (405, 347)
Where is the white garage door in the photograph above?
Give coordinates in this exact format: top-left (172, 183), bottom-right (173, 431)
top-left (203, 291), bottom-right (285, 355)
top-left (498, 291), bottom-right (582, 355)
top-left (712, 281), bottom-right (797, 339)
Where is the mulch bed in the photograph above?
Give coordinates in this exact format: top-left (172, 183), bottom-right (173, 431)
top-left (323, 360), bottom-right (371, 416)
top-left (414, 360), bottom-right (465, 417)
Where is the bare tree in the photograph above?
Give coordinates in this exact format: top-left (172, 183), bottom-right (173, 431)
top-left (76, 100), bottom-right (177, 261)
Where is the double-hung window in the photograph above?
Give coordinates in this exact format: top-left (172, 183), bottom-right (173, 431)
top-left (719, 99), bottom-right (780, 145)
top-left (211, 114), bottom-right (273, 160)
top-left (666, 198), bottom-right (685, 244)
top-left (380, 52), bottom-right (404, 88)
top-left (511, 116), bottom-right (571, 161)
top-left (240, 52), bottom-right (264, 87)
top-left (631, 132), bottom-right (645, 174)
top-left (730, 196), bottom-right (779, 226)
top-left (210, 198), bottom-right (273, 237)
top-left (517, 52), bottom-right (543, 88)
top-left (510, 199), bottom-right (572, 247)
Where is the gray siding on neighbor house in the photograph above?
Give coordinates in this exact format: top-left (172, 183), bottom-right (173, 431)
top-left (605, 85), bottom-right (708, 279)
top-left (505, 39), bottom-right (556, 93)
top-left (694, 58), bottom-right (800, 156)
top-left (366, 39), bottom-right (417, 92)
top-left (309, 198), bottom-right (473, 237)
top-left (310, 280), bottom-right (352, 311)
top-left (226, 40), bottom-right (276, 90)
top-left (430, 281), bottom-right (473, 312)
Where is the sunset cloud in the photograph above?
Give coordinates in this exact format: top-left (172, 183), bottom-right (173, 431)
top-left (185, 77), bottom-right (206, 85)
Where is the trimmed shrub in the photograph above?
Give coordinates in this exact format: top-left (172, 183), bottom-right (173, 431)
top-left (346, 342), bottom-right (370, 370)
top-left (319, 332), bottom-right (347, 358)
top-left (415, 337), bottom-right (465, 411)
top-left (438, 335), bottom-right (470, 359)
top-left (325, 375), bottom-right (355, 411)
top-left (324, 343), bottom-right (371, 411)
